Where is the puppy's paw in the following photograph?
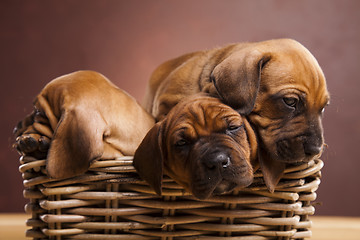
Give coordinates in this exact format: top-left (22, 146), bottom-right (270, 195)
top-left (14, 134), bottom-right (50, 159)
top-left (15, 134), bottom-right (39, 153)
top-left (38, 135), bottom-right (50, 152)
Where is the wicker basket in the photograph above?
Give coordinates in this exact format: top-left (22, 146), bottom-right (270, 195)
top-left (18, 152), bottom-right (323, 240)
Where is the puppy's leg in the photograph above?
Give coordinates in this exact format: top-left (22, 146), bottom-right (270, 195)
top-left (13, 112), bottom-right (35, 138)
top-left (14, 110), bottom-right (53, 159)
top-left (101, 143), bottom-right (124, 160)
top-left (14, 95), bottom-right (57, 160)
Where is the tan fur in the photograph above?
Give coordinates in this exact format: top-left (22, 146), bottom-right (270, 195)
top-left (143, 39), bottom-right (330, 192)
top-left (15, 70), bottom-right (155, 179)
top-left (134, 94), bottom-right (258, 199)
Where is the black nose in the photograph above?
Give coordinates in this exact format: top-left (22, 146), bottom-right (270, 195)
top-left (205, 152), bottom-right (230, 170)
top-left (304, 143), bottom-right (322, 156)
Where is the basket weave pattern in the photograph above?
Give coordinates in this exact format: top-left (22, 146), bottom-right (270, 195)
top-left (19, 154), bottom-right (323, 240)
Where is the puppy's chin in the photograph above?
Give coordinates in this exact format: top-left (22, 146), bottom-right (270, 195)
top-left (191, 175), bottom-right (254, 200)
top-left (192, 189), bottom-right (214, 200)
top-left (272, 137), bottom-right (324, 164)
top-left (190, 182), bottom-right (216, 200)
top-left (214, 177), bottom-right (253, 195)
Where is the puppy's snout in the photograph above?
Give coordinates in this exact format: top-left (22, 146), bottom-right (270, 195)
top-left (204, 152), bottom-right (230, 170)
top-left (304, 143), bottom-right (322, 156)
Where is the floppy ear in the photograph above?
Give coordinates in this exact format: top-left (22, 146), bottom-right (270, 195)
top-left (47, 107), bottom-right (104, 179)
top-left (211, 50), bottom-right (271, 114)
top-left (258, 147), bottom-right (286, 193)
top-left (133, 122), bottom-right (164, 195)
top-left (243, 117), bottom-right (258, 167)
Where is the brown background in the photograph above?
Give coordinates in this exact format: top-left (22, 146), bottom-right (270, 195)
top-left (1, 0), bottom-right (359, 216)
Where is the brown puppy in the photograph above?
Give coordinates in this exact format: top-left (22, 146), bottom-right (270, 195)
top-left (143, 39), bottom-right (330, 192)
top-left (133, 94), bottom-right (257, 199)
top-left (14, 70), bottom-right (155, 179)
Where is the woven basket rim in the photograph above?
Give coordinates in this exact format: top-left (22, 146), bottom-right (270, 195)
top-left (20, 155), bottom-right (322, 239)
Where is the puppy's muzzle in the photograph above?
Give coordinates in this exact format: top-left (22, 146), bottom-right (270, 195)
top-left (203, 152), bottom-right (231, 170)
top-left (192, 146), bottom-right (252, 199)
top-left (276, 133), bottom-right (323, 163)
top-left (304, 142), bottom-right (322, 156)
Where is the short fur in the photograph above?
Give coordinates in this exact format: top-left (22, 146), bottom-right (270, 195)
top-left (134, 94), bottom-right (258, 199)
top-left (14, 70), bottom-right (155, 179)
top-left (143, 39), bottom-right (330, 192)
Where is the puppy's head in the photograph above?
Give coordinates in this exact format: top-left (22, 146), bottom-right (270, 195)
top-left (133, 95), bottom-right (257, 199)
top-left (209, 39), bottom-right (330, 191)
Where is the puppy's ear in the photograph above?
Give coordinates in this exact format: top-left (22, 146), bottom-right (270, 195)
top-left (258, 147), bottom-right (285, 193)
top-left (243, 118), bottom-right (258, 167)
top-left (133, 122), bottom-right (164, 195)
top-left (211, 50), bottom-right (271, 114)
top-left (47, 107), bottom-right (104, 179)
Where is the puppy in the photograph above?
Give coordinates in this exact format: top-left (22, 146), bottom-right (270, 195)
top-left (14, 70), bottom-right (155, 179)
top-left (133, 94), bottom-right (257, 199)
top-left (143, 39), bottom-right (330, 192)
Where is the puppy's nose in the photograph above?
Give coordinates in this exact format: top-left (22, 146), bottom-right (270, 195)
top-left (205, 152), bottom-right (230, 170)
top-left (304, 144), bottom-right (322, 156)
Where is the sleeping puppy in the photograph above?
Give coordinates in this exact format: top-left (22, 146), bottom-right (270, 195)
top-left (143, 38), bottom-right (330, 192)
top-left (133, 94), bottom-right (257, 200)
top-left (14, 70), bottom-right (155, 179)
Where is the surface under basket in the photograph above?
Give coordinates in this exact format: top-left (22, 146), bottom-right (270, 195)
top-left (19, 155), bottom-right (323, 240)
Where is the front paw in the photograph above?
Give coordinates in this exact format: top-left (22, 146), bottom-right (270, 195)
top-left (14, 134), bottom-right (50, 159)
top-left (16, 134), bottom-right (39, 153)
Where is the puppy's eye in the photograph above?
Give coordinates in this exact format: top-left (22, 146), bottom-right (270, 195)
top-left (226, 124), bottom-right (243, 134)
top-left (228, 125), bottom-right (240, 131)
top-left (283, 97), bottom-right (298, 108)
top-left (175, 139), bottom-right (188, 147)
top-left (320, 106), bottom-right (327, 115)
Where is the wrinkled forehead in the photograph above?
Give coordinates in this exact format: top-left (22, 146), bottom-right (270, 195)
top-left (261, 50), bottom-right (329, 106)
top-left (167, 97), bottom-right (242, 136)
